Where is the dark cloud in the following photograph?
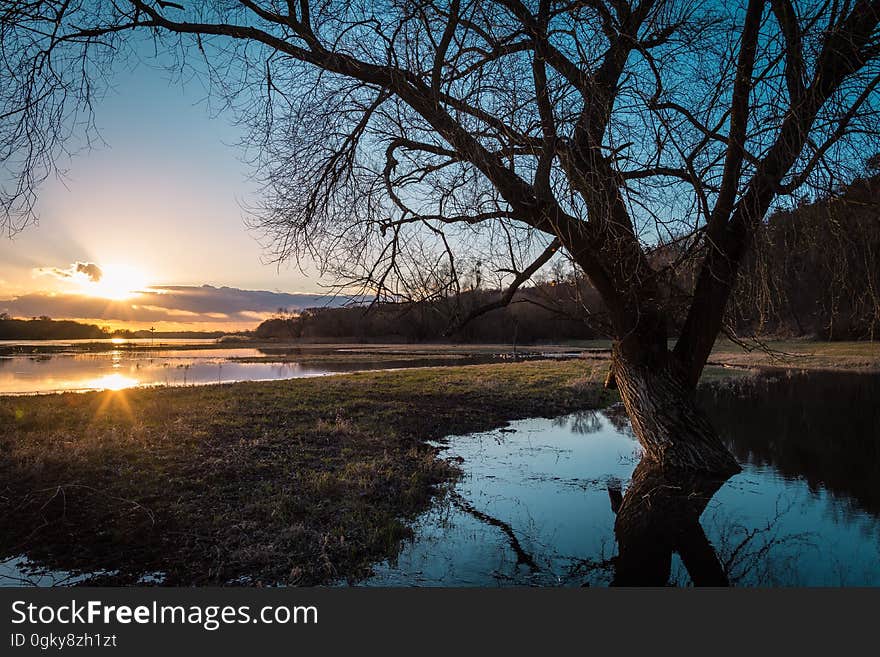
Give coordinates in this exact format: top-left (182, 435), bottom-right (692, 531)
top-left (35, 261), bottom-right (103, 283)
top-left (145, 285), bottom-right (352, 315)
top-left (75, 262), bottom-right (103, 282)
top-left (0, 284), bottom-right (352, 325)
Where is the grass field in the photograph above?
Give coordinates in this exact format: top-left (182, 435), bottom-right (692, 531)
top-left (707, 339), bottom-right (880, 370)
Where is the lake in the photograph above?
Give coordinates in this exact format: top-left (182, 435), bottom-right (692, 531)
top-left (363, 369), bottom-right (880, 586)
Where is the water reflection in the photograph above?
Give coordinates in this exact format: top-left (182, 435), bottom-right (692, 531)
top-left (609, 463), bottom-right (730, 586)
top-left (0, 348), bottom-right (502, 394)
top-left (0, 352), bottom-right (338, 394)
top-left (700, 370), bottom-right (880, 516)
top-left (364, 371), bottom-right (880, 587)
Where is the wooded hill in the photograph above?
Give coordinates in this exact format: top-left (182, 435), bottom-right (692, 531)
top-left (730, 174), bottom-right (880, 340)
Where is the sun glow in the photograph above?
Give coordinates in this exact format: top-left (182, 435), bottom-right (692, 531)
top-left (86, 373), bottom-right (139, 391)
top-left (81, 264), bottom-right (149, 300)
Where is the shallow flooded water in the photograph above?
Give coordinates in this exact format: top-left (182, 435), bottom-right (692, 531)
top-left (0, 350), bottom-right (332, 394)
top-left (0, 346), bottom-right (499, 394)
top-left (364, 370), bottom-right (880, 586)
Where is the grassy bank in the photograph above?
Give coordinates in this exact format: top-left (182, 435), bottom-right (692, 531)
top-left (0, 360), bottom-right (612, 586)
top-left (707, 339), bottom-right (880, 370)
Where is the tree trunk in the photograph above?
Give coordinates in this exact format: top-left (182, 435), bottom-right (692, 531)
top-left (612, 348), bottom-right (741, 475)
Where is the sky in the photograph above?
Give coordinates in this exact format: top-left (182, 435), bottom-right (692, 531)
top-left (0, 56), bottom-right (337, 332)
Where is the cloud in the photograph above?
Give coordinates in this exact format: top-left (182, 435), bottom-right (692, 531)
top-left (144, 285), bottom-right (352, 316)
top-left (0, 284), bottom-right (353, 326)
top-left (35, 261), bottom-right (103, 283)
top-left (75, 262), bottom-right (103, 282)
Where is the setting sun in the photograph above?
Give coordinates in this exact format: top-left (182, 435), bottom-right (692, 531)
top-left (80, 264), bottom-right (149, 300)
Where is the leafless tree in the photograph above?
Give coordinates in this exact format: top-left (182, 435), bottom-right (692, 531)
top-left (3, 0), bottom-right (880, 471)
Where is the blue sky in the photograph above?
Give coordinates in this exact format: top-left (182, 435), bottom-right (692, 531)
top-left (0, 45), bottom-right (330, 330)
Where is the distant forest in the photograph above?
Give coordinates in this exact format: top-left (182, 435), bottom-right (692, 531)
top-left (0, 316), bottom-right (224, 341)
top-left (257, 173), bottom-right (880, 343)
top-left (730, 173), bottom-right (880, 340)
top-left (0, 316), bottom-right (108, 340)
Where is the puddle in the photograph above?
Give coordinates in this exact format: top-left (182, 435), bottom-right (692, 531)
top-left (363, 371), bottom-right (880, 586)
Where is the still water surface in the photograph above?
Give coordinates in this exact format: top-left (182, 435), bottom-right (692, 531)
top-left (0, 350), bottom-right (338, 394)
top-left (364, 370), bottom-right (880, 586)
top-left (0, 345), bottom-right (495, 394)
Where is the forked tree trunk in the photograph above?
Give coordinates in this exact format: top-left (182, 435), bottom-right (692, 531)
top-left (612, 349), bottom-right (741, 475)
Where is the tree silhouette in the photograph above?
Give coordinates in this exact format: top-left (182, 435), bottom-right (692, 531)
top-left (3, 0), bottom-right (880, 471)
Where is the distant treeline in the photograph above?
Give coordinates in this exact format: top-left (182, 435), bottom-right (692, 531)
top-left (0, 316), bottom-right (107, 340)
top-left (254, 285), bottom-right (600, 344)
top-left (111, 329), bottom-right (227, 339)
top-left (256, 173), bottom-right (880, 343)
top-left (0, 315), bottom-right (226, 340)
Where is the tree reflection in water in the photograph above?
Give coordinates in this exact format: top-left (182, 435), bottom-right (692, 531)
top-left (365, 373), bottom-right (880, 586)
top-left (492, 407), bottom-right (827, 587)
top-left (608, 461), bottom-right (731, 586)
